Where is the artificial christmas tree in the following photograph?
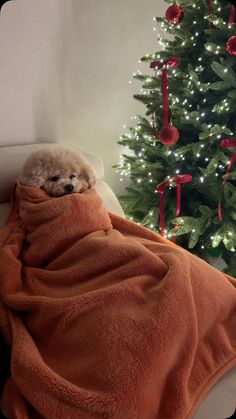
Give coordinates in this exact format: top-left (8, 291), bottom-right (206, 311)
top-left (115, 0), bottom-right (236, 276)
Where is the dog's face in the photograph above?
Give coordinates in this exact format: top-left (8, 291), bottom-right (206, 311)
top-left (20, 147), bottom-right (96, 197)
top-left (41, 170), bottom-right (90, 196)
top-left (42, 170), bottom-right (90, 197)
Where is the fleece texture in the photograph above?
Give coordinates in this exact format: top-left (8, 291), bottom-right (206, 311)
top-left (0, 181), bottom-right (235, 419)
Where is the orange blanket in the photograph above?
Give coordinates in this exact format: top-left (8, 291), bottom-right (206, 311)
top-left (0, 181), bottom-right (235, 419)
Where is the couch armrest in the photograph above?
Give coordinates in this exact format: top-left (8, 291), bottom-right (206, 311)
top-left (95, 180), bottom-right (125, 218)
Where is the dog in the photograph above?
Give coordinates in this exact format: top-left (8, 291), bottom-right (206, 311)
top-left (19, 146), bottom-right (96, 197)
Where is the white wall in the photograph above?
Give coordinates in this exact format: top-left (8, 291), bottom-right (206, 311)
top-left (0, 0), bottom-right (166, 193)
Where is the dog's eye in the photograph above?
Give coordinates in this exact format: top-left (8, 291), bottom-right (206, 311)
top-left (50, 176), bottom-right (60, 182)
top-left (70, 175), bottom-right (76, 179)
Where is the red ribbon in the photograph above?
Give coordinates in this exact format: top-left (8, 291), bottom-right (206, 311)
top-left (208, 1), bottom-right (235, 26)
top-left (156, 174), bottom-right (192, 239)
top-left (208, 0), bottom-right (212, 15)
top-left (162, 68), bottom-right (168, 126)
top-left (150, 57), bottom-right (181, 128)
top-left (218, 139), bottom-right (236, 222)
top-left (207, 0), bottom-right (212, 26)
top-left (228, 3), bottom-right (236, 25)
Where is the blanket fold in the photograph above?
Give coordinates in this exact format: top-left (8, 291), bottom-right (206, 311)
top-left (0, 181), bottom-right (235, 419)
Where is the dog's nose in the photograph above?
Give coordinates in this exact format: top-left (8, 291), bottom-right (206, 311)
top-left (64, 184), bottom-right (74, 193)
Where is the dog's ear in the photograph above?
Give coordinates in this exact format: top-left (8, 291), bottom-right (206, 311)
top-left (20, 159), bottom-right (47, 188)
top-left (81, 165), bottom-right (96, 188)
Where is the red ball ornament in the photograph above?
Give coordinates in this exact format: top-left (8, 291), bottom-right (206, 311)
top-left (226, 35), bottom-right (236, 56)
top-left (166, 3), bottom-right (184, 25)
top-left (159, 125), bottom-right (179, 146)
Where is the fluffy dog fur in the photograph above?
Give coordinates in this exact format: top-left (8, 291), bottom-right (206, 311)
top-left (19, 146), bottom-right (96, 197)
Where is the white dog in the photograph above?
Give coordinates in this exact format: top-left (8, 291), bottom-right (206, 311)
top-left (20, 146), bottom-right (96, 197)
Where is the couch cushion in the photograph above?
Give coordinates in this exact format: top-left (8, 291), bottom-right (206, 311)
top-left (0, 144), bottom-right (104, 202)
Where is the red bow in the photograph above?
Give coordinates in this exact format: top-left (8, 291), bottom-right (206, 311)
top-left (150, 57), bottom-right (181, 70)
top-left (218, 139), bottom-right (236, 222)
top-left (156, 174), bottom-right (192, 240)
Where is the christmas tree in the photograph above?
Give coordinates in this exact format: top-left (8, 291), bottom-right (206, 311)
top-left (115, 0), bottom-right (236, 277)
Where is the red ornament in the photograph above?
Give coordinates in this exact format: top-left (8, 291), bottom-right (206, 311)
top-left (226, 35), bottom-right (236, 56)
top-left (166, 3), bottom-right (184, 25)
top-left (159, 125), bottom-right (179, 146)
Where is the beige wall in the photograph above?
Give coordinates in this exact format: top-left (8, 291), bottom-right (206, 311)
top-left (0, 0), bottom-right (166, 193)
